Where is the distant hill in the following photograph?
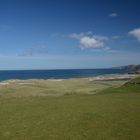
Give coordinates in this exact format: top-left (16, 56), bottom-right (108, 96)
top-left (113, 64), bottom-right (140, 71)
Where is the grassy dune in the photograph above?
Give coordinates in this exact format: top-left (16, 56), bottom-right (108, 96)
top-left (0, 78), bottom-right (125, 97)
top-left (0, 77), bottom-right (140, 140)
top-left (100, 76), bottom-right (140, 94)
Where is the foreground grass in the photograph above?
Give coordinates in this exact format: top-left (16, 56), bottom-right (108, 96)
top-left (0, 94), bottom-right (140, 140)
top-left (0, 78), bottom-right (139, 140)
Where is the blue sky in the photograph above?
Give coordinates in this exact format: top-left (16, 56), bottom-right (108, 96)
top-left (0, 0), bottom-right (140, 70)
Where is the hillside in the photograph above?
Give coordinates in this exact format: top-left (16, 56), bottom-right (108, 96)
top-left (100, 77), bottom-right (140, 94)
top-left (114, 64), bottom-right (140, 71)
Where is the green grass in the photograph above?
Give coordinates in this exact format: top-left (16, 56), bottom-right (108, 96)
top-left (0, 78), bottom-right (123, 97)
top-left (100, 77), bottom-right (140, 94)
top-left (0, 77), bottom-right (140, 140)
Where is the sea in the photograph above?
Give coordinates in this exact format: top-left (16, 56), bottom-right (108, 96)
top-left (0, 69), bottom-right (130, 81)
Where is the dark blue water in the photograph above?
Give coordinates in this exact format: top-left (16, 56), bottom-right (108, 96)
top-left (0, 69), bottom-right (129, 81)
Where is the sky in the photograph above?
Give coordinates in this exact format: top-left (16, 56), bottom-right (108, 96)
top-left (0, 0), bottom-right (140, 70)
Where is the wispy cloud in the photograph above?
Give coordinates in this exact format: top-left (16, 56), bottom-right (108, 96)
top-left (70, 32), bottom-right (109, 50)
top-left (129, 28), bottom-right (140, 42)
top-left (109, 13), bottom-right (118, 17)
top-left (19, 44), bottom-right (47, 56)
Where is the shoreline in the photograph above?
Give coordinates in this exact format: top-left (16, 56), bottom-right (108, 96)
top-left (87, 73), bottom-right (140, 82)
top-left (0, 73), bottom-right (139, 87)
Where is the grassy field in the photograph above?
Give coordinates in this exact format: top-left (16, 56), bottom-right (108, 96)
top-left (0, 78), bottom-right (126, 97)
top-left (0, 77), bottom-right (140, 140)
top-left (100, 76), bottom-right (140, 94)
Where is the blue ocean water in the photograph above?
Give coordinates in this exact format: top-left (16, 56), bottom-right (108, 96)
top-left (0, 69), bottom-right (130, 81)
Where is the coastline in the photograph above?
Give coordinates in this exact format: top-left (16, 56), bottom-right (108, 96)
top-left (87, 73), bottom-right (140, 82)
top-left (0, 73), bottom-right (139, 87)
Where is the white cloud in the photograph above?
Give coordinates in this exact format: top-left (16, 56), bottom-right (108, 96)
top-left (109, 13), bottom-right (118, 17)
top-left (129, 28), bottom-right (140, 42)
top-left (80, 36), bottom-right (104, 49)
top-left (70, 33), bottom-right (84, 39)
top-left (93, 35), bottom-right (108, 41)
top-left (70, 32), bottom-right (109, 50)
